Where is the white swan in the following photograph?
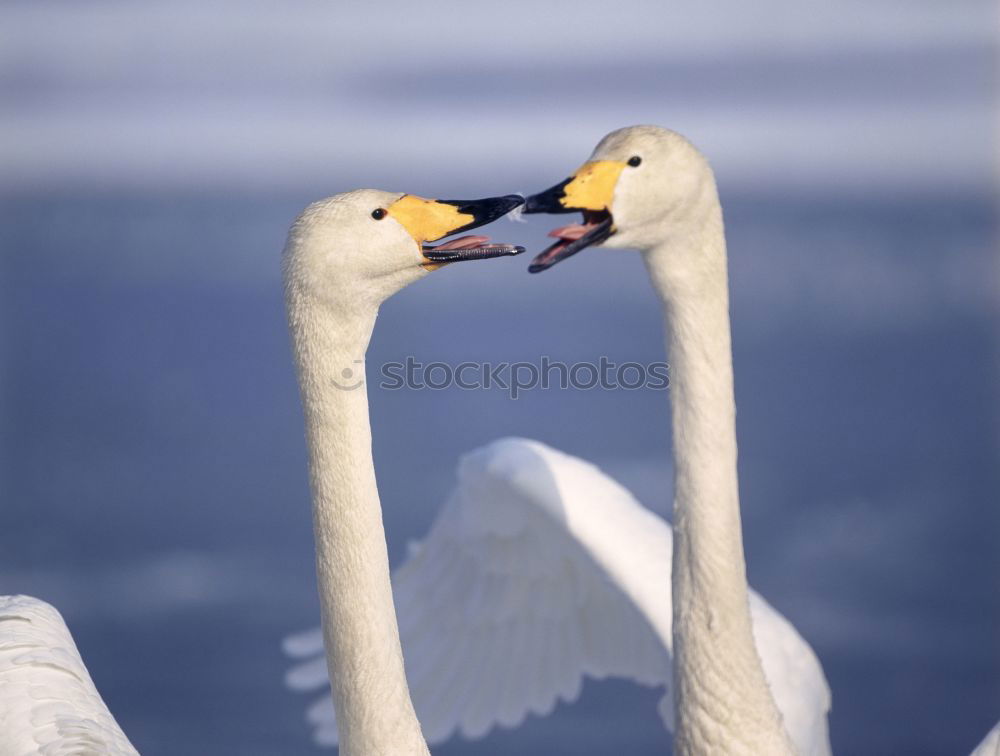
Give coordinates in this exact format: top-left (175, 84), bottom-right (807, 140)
top-left (522, 125), bottom-right (809, 753)
top-left (285, 128), bottom-right (832, 754)
top-left (282, 189), bottom-right (523, 755)
top-left (0, 190), bottom-right (523, 756)
top-left (286, 438), bottom-right (831, 753)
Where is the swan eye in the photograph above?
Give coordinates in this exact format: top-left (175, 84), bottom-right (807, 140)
top-left (628, 156), bottom-right (642, 167)
top-left (371, 208), bottom-right (386, 220)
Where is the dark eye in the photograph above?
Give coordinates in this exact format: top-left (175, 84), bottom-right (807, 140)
top-left (628, 156), bottom-right (642, 167)
top-left (371, 208), bottom-right (386, 220)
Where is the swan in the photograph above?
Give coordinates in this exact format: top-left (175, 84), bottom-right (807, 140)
top-left (282, 188), bottom-right (523, 756)
top-left (521, 125), bottom-right (817, 753)
top-left (0, 189), bottom-right (523, 756)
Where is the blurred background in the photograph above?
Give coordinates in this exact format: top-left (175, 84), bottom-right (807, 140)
top-left (1, 1), bottom-right (997, 753)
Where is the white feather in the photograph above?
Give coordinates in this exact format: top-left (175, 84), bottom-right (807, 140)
top-left (971, 721), bottom-right (1000, 756)
top-left (283, 438), bottom-right (831, 754)
top-left (0, 595), bottom-right (138, 756)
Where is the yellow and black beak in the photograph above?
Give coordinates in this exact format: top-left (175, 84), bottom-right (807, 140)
top-left (386, 194), bottom-right (525, 266)
top-left (523, 160), bottom-right (625, 272)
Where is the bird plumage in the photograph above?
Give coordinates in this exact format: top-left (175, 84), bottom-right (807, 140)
top-left (0, 595), bottom-right (138, 756)
top-left (285, 438), bottom-right (831, 754)
top-left (971, 721), bottom-right (1000, 756)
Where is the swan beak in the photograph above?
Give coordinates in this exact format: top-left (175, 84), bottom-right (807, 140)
top-left (524, 161), bottom-right (625, 214)
top-left (388, 194), bottom-right (526, 265)
top-left (522, 161), bottom-right (624, 272)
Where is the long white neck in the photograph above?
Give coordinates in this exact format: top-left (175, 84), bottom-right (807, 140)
top-left (642, 197), bottom-right (795, 755)
top-left (286, 290), bottom-right (429, 756)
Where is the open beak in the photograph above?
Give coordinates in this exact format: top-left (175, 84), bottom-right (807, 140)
top-left (386, 194), bottom-right (525, 267)
top-left (522, 160), bottom-right (625, 272)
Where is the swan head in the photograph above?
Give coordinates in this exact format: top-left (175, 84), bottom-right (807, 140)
top-left (283, 189), bottom-right (524, 308)
top-left (522, 125), bottom-right (717, 271)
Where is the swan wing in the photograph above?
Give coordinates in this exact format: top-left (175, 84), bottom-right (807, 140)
top-left (285, 438), bottom-right (673, 746)
top-left (285, 438), bottom-right (830, 754)
top-left (971, 720), bottom-right (1000, 756)
top-left (0, 595), bottom-right (139, 756)
top-left (748, 592), bottom-right (832, 756)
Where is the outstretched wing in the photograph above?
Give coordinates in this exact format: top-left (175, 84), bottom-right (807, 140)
top-left (285, 438), bottom-right (830, 754)
top-left (747, 591), bottom-right (832, 755)
top-left (0, 595), bottom-right (139, 756)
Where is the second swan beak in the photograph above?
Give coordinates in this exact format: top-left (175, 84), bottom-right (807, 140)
top-left (521, 161), bottom-right (625, 272)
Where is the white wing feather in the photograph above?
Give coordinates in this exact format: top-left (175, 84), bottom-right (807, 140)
top-left (971, 721), bottom-right (1000, 756)
top-left (285, 438), bottom-right (831, 754)
top-left (0, 595), bottom-right (139, 756)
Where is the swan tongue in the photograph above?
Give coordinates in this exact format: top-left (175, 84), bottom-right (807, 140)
top-left (427, 235), bottom-right (490, 250)
top-left (548, 225), bottom-right (589, 241)
top-left (528, 217), bottom-right (614, 273)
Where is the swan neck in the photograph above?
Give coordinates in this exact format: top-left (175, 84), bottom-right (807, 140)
top-left (644, 219), bottom-right (794, 753)
top-left (286, 292), bottom-right (428, 756)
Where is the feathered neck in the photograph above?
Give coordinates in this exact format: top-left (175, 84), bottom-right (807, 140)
top-left (643, 202), bottom-right (795, 754)
top-left (285, 285), bottom-right (429, 756)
